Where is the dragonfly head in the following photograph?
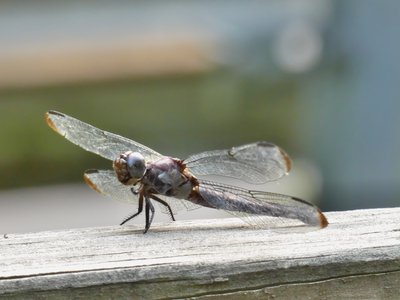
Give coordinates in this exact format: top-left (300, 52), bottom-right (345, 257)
top-left (113, 151), bottom-right (146, 185)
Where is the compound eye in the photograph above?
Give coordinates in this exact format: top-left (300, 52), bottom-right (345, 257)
top-left (126, 152), bottom-right (146, 179)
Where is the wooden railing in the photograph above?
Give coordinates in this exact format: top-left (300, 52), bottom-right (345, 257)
top-left (1, 207), bottom-right (399, 299)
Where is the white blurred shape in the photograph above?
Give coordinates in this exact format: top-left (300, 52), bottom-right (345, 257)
top-left (273, 22), bottom-right (323, 73)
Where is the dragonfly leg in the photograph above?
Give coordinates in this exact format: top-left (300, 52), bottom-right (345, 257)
top-left (120, 190), bottom-right (144, 226)
top-left (143, 197), bottom-right (155, 234)
top-left (150, 195), bottom-right (176, 221)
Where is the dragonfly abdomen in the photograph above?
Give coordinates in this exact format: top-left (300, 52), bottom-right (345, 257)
top-left (197, 183), bottom-right (328, 228)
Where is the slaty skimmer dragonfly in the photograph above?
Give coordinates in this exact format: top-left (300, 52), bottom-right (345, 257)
top-left (46, 111), bottom-right (328, 233)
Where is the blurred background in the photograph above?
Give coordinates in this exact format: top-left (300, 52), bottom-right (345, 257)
top-left (1, 0), bottom-right (399, 233)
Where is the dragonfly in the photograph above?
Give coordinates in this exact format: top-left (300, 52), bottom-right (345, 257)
top-left (46, 111), bottom-right (328, 233)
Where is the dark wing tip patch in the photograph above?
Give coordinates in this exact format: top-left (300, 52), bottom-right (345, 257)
top-left (84, 169), bottom-right (100, 174)
top-left (256, 141), bottom-right (292, 172)
top-left (257, 141), bottom-right (275, 148)
top-left (47, 110), bottom-right (65, 117)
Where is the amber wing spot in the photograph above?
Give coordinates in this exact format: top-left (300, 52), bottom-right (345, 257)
top-left (45, 111), bottom-right (65, 136)
top-left (279, 147), bottom-right (292, 172)
top-left (319, 210), bottom-right (329, 228)
top-left (83, 172), bottom-right (103, 194)
top-left (45, 112), bottom-right (58, 132)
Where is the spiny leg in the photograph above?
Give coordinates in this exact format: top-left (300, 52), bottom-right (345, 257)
top-left (150, 195), bottom-right (176, 221)
top-left (143, 197), bottom-right (155, 234)
top-left (120, 189), bottom-right (144, 226)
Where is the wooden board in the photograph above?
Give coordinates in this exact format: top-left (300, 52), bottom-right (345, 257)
top-left (1, 207), bottom-right (399, 299)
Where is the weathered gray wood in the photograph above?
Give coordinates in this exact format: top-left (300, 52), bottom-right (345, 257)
top-left (1, 207), bottom-right (399, 299)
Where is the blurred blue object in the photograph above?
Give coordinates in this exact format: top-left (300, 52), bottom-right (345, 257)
top-left (297, 1), bottom-right (400, 209)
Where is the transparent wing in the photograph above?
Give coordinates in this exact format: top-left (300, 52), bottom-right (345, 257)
top-left (84, 169), bottom-right (139, 204)
top-left (197, 180), bottom-right (328, 228)
top-left (83, 169), bottom-right (202, 215)
top-left (185, 142), bottom-right (292, 184)
top-left (46, 111), bottom-right (162, 162)
top-left (155, 195), bottom-right (203, 217)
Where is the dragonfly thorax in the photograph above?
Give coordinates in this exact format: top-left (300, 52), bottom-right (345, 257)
top-left (142, 157), bottom-right (194, 199)
top-left (113, 151), bottom-right (146, 185)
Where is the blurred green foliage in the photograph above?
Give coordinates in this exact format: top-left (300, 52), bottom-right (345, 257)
top-left (0, 70), bottom-right (300, 189)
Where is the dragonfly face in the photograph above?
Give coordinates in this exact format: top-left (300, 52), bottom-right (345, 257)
top-left (113, 151), bottom-right (146, 185)
top-left (46, 111), bottom-right (328, 233)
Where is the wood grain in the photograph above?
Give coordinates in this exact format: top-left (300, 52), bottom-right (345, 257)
top-left (1, 208), bottom-right (399, 299)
